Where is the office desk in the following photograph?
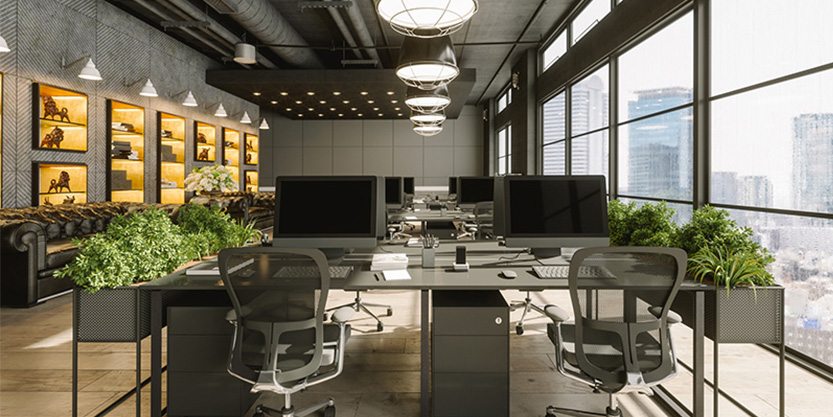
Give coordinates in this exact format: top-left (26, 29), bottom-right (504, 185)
top-left (141, 242), bottom-right (710, 417)
top-left (388, 209), bottom-right (472, 235)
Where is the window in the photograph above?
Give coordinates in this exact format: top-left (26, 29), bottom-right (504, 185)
top-left (542, 31), bottom-right (567, 71)
top-left (571, 65), bottom-right (609, 136)
top-left (497, 87), bottom-right (512, 113)
top-left (571, 0), bottom-right (610, 45)
top-left (542, 92), bottom-right (566, 175)
top-left (497, 125), bottom-right (512, 175)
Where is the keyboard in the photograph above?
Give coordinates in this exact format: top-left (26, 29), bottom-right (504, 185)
top-left (532, 265), bottom-right (613, 279)
top-left (273, 266), bottom-right (355, 279)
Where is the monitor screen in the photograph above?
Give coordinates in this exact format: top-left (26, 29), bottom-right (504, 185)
top-left (274, 177), bottom-right (380, 249)
top-left (458, 177), bottom-right (494, 205)
top-left (448, 177), bottom-right (458, 194)
top-left (403, 177), bottom-right (415, 194)
top-left (385, 177), bottom-right (403, 205)
top-left (505, 176), bottom-right (608, 237)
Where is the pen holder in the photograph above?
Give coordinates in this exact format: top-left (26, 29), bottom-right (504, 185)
top-left (422, 247), bottom-right (435, 268)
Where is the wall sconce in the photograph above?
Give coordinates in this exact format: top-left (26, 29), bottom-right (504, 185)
top-left (124, 77), bottom-right (158, 97)
top-left (205, 102), bottom-right (228, 117)
top-left (171, 90), bottom-right (198, 107)
top-left (0, 33), bottom-right (10, 53)
top-left (229, 111), bottom-right (252, 124)
top-left (511, 72), bottom-right (520, 90)
top-left (259, 118), bottom-right (270, 130)
top-left (482, 109), bottom-right (488, 121)
top-left (62, 55), bottom-right (102, 81)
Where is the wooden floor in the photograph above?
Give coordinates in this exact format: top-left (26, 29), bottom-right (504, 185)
top-left (1, 288), bottom-right (829, 416)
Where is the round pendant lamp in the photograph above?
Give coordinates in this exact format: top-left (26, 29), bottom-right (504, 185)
top-left (413, 124), bottom-right (443, 136)
top-left (396, 35), bottom-right (459, 90)
top-left (377, 0), bottom-right (478, 38)
top-left (410, 110), bottom-right (446, 127)
top-left (405, 85), bottom-right (451, 113)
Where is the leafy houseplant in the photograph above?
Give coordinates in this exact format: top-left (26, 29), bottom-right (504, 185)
top-left (607, 200), bottom-right (678, 247)
top-left (177, 203), bottom-right (261, 257)
top-left (687, 245), bottom-right (775, 294)
top-left (184, 165), bottom-right (238, 194)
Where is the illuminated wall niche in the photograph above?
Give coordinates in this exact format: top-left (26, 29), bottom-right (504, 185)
top-left (222, 127), bottom-right (240, 187)
top-left (159, 112), bottom-right (186, 204)
top-left (33, 163), bottom-right (88, 206)
top-left (33, 83), bottom-right (88, 152)
top-left (194, 121), bottom-right (216, 162)
top-left (108, 100), bottom-right (145, 202)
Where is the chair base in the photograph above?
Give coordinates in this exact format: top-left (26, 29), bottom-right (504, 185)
top-left (256, 398), bottom-right (335, 417)
top-left (326, 291), bottom-right (392, 332)
top-left (510, 292), bottom-right (546, 335)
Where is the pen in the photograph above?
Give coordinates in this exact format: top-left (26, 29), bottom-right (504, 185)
top-left (374, 273), bottom-right (381, 281)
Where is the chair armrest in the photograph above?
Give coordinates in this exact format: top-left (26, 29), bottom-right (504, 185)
top-left (330, 306), bottom-right (355, 324)
top-left (544, 304), bottom-right (570, 323)
top-left (648, 306), bottom-right (682, 325)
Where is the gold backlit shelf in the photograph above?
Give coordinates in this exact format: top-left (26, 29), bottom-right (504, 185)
top-left (195, 121), bottom-right (216, 162)
top-left (34, 163), bottom-right (88, 206)
top-left (109, 100), bottom-right (145, 203)
top-left (245, 170), bottom-right (259, 193)
top-left (35, 84), bottom-right (88, 151)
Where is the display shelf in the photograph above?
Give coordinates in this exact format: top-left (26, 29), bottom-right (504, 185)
top-left (159, 113), bottom-right (185, 204)
top-left (223, 128), bottom-right (241, 188)
top-left (33, 163), bottom-right (88, 206)
top-left (33, 83), bottom-right (88, 151)
top-left (108, 100), bottom-right (145, 203)
top-left (244, 133), bottom-right (259, 166)
top-left (244, 170), bottom-right (258, 193)
top-left (0, 73), bottom-right (3, 208)
top-left (195, 121), bottom-right (216, 162)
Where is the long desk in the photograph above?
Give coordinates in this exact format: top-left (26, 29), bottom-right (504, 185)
top-left (140, 242), bottom-right (710, 417)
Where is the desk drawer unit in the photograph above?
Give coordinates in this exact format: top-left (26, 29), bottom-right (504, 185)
top-left (432, 290), bottom-right (509, 417)
top-left (167, 306), bottom-right (256, 417)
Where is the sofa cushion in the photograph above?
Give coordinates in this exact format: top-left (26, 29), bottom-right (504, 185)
top-left (45, 238), bottom-right (81, 270)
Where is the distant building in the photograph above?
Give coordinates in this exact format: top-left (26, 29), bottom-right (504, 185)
top-left (792, 113), bottom-right (833, 213)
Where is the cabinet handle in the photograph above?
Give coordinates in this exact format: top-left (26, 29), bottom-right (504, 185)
top-left (495, 317), bottom-right (502, 325)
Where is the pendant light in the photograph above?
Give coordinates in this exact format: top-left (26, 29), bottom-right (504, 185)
top-left (234, 42), bottom-right (257, 64)
top-left (396, 35), bottom-right (458, 90)
top-left (259, 118), bottom-right (270, 130)
top-left (240, 111), bottom-right (252, 124)
top-left (214, 103), bottom-right (228, 117)
top-left (405, 85), bottom-right (451, 113)
top-left (377, 0), bottom-right (478, 38)
top-left (410, 110), bottom-right (446, 127)
top-left (414, 124), bottom-right (443, 136)
top-left (0, 34), bottom-right (10, 53)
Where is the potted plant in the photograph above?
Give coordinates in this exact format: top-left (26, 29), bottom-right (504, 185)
top-left (185, 165), bottom-right (238, 199)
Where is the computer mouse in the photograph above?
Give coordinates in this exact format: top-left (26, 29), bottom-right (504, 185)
top-left (501, 270), bottom-right (517, 279)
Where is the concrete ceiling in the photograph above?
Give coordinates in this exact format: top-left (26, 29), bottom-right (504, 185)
top-left (107, 0), bottom-right (581, 109)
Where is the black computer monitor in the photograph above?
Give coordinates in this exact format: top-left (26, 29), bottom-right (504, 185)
top-left (385, 176), bottom-right (404, 208)
top-left (448, 177), bottom-right (458, 194)
top-left (403, 177), bottom-right (415, 195)
top-left (456, 176), bottom-right (494, 210)
top-left (499, 175), bottom-right (609, 259)
top-left (273, 176), bottom-right (384, 255)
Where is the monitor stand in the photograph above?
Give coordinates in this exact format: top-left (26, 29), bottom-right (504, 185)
top-left (531, 247), bottom-right (562, 260)
top-left (321, 248), bottom-right (349, 260)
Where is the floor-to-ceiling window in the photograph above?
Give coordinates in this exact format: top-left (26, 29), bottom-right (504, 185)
top-left (497, 124), bottom-right (512, 175)
top-left (542, 91), bottom-right (566, 175)
top-left (570, 65), bottom-right (609, 182)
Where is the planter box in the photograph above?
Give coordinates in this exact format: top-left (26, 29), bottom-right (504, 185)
top-left (671, 285), bottom-right (784, 344)
top-left (74, 286), bottom-right (151, 342)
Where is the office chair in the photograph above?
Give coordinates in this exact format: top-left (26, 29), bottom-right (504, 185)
top-left (456, 201), bottom-right (493, 240)
top-left (219, 247), bottom-right (354, 417)
top-left (543, 246), bottom-right (686, 417)
top-left (325, 291), bottom-right (392, 332)
top-left (510, 291), bottom-right (546, 335)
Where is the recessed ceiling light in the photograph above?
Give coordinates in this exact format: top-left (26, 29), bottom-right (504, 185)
top-left (329, 107), bottom-right (336, 111)
top-left (306, 92), bottom-right (315, 96)
top-left (351, 107), bottom-right (357, 111)
top-left (397, 113), bottom-right (403, 116)
top-left (378, 113), bottom-right (383, 116)
top-left (298, 114), bottom-right (303, 117)
top-left (338, 113), bottom-right (344, 117)
top-left (368, 100), bottom-right (375, 104)
top-left (360, 91), bottom-right (368, 95)
top-left (319, 100), bottom-right (326, 104)
top-left (286, 108), bottom-right (292, 111)
top-left (280, 92), bottom-right (288, 96)
top-left (395, 107), bottom-right (401, 111)
top-left (333, 91), bottom-right (341, 96)
top-left (391, 100), bottom-right (398, 103)
top-left (318, 113), bottom-right (324, 117)
top-left (342, 100), bottom-right (350, 104)
top-left (308, 107), bottom-right (314, 111)
top-left (387, 91), bottom-right (395, 95)
top-left (358, 113), bottom-right (363, 116)
top-left (253, 92), bottom-right (261, 96)
top-left (270, 100), bottom-right (278, 104)
top-left (373, 107), bottom-right (379, 111)
top-left (295, 100), bottom-right (302, 104)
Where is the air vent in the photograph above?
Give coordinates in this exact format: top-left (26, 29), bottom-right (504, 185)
top-left (204, 0), bottom-right (238, 14)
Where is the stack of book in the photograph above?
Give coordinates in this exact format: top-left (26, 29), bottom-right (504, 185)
top-left (111, 140), bottom-right (132, 159)
top-left (370, 253), bottom-right (409, 271)
top-left (112, 122), bottom-right (135, 132)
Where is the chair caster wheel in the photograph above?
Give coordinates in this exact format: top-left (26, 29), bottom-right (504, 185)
top-left (324, 405), bottom-right (335, 417)
top-left (377, 322), bottom-right (384, 332)
top-left (386, 308), bottom-right (393, 317)
top-left (516, 325), bottom-right (524, 335)
top-left (545, 405), bottom-right (558, 417)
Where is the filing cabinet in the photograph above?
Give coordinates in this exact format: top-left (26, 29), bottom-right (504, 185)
top-left (432, 290), bottom-right (509, 417)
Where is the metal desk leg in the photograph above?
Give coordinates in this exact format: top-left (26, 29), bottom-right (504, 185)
top-left (151, 291), bottom-right (162, 417)
top-left (421, 289), bottom-right (430, 417)
top-left (72, 289), bottom-right (78, 417)
top-left (693, 291), bottom-right (705, 417)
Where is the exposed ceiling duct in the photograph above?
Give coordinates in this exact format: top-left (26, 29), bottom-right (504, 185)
top-left (134, 0), bottom-right (236, 61)
top-left (166, 0), bottom-right (279, 68)
top-left (339, 0), bottom-right (382, 65)
top-left (325, 7), bottom-right (364, 60)
top-left (218, 0), bottom-right (324, 68)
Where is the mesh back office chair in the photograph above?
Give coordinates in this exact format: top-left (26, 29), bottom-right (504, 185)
top-left (219, 247), bottom-right (354, 417)
top-left (544, 247), bottom-right (686, 417)
top-left (457, 201), bottom-right (493, 240)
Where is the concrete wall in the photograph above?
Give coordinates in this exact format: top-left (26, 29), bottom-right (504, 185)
top-left (0, 0), bottom-right (259, 208)
top-left (258, 106), bottom-right (484, 187)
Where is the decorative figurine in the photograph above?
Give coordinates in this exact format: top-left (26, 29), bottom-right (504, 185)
top-left (63, 195), bottom-right (76, 204)
top-left (43, 197), bottom-right (53, 206)
top-left (246, 140), bottom-right (254, 151)
top-left (197, 148), bottom-right (210, 161)
top-left (47, 171), bottom-right (72, 193)
top-left (246, 153), bottom-right (253, 164)
top-left (41, 127), bottom-right (65, 148)
top-left (197, 132), bottom-right (207, 143)
top-left (41, 95), bottom-right (71, 123)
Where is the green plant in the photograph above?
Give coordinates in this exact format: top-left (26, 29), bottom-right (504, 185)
top-left (184, 165), bottom-right (238, 193)
top-left (673, 205), bottom-right (774, 266)
top-left (688, 246), bottom-right (775, 295)
top-left (55, 208), bottom-right (195, 293)
top-left (607, 199), bottom-right (677, 247)
top-left (177, 203), bottom-right (260, 256)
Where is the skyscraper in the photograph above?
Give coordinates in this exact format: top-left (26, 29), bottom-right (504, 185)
top-left (792, 113), bottom-right (833, 214)
top-left (626, 87), bottom-right (693, 199)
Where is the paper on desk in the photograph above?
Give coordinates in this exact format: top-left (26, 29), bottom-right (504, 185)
top-left (383, 269), bottom-right (411, 281)
top-left (405, 215), bottom-right (418, 220)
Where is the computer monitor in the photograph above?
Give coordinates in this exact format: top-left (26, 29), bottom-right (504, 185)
top-left (403, 177), bottom-right (415, 195)
top-left (273, 176), bottom-right (384, 256)
top-left (498, 175), bottom-right (609, 259)
top-left (456, 176), bottom-right (495, 210)
top-left (385, 176), bottom-right (404, 209)
top-left (448, 177), bottom-right (458, 195)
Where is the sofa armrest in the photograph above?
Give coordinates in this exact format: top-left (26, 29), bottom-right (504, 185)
top-left (1, 220), bottom-right (48, 307)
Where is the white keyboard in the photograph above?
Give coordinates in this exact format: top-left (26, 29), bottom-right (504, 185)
top-left (273, 266), bottom-right (355, 279)
top-left (532, 265), bottom-right (613, 279)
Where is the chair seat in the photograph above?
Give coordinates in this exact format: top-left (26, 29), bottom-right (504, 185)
top-left (242, 324), bottom-right (350, 371)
